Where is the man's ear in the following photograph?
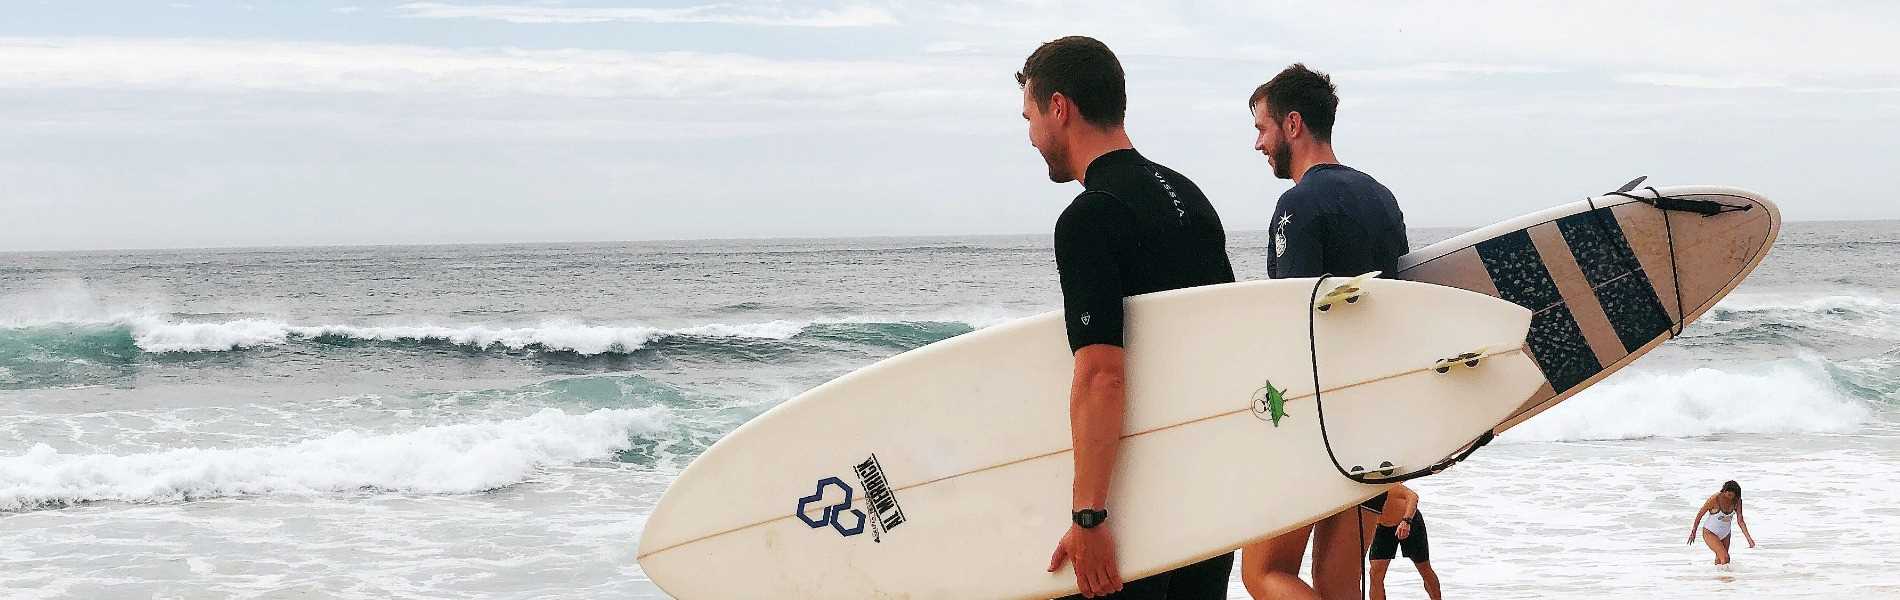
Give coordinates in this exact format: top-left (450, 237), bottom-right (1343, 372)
top-left (1049, 92), bottom-right (1070, 127)
top-left (1283, 111), bottom-right (1305, 141)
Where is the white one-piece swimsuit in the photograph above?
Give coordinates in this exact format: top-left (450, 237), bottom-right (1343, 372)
top-left (1702, 508), bottom-right (1735, 539)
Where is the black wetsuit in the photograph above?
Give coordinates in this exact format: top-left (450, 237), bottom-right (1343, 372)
top-left (1265, 163), bottom-right (1408, 280)
top-left (1052, 148), bottom-right (1235, 600)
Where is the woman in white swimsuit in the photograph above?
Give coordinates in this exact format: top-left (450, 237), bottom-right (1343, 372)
top-left (1686, 480), bottom-right (1755, 565)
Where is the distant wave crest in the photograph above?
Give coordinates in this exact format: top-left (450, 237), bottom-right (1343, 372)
top-left (1505, 354), bottom-right (1883, 443)
top-left (0, 407), bottom-right (668, 512)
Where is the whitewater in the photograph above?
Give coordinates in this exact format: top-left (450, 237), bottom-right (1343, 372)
top-left (2, 223), bottom-right (1897, 599)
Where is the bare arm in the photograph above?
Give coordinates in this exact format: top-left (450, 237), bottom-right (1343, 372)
top-left (1045, 343), bottom-right (1127, 597)
top-left (1068, 343), bottom-right (1126, 510)
top-left (1737, 500), bottom-right (1755, 546)
top-left (1687, 495), bottom-right (1713, 543)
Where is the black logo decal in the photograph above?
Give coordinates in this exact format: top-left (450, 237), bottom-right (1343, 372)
top-left (855, 454), bottom-right (906, 542)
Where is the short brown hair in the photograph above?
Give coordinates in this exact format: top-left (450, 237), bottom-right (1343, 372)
top-left (1015, 36), bottom-right (1126, 127)
top-left (1249, 63), bottom-right (1338, 141)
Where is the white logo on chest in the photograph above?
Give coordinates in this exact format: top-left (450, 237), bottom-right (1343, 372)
top-left (1274, 213), bottom-right (1293, 258)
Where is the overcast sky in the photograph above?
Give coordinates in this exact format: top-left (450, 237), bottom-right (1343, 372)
top-left (3, 1), bottom-right (1897, 251)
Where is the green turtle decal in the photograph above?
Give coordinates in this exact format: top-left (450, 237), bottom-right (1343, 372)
top-left (1252, 380), bottom-right (1290, 427)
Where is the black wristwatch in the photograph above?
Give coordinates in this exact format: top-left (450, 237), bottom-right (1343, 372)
top-left (1072, 508), bottom-right (1108, 529)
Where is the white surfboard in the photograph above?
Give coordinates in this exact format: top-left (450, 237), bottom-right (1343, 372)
top-left (636, 278), bottom-right (1545, 599)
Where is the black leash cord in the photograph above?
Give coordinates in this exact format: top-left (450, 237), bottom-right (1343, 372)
top-left (1595, 186), bottom-right (1746, 338)
top-left (1306, 275), bottom-right (1495, 486)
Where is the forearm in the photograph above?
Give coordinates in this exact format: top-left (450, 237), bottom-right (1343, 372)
top-left (1689, 511), bottom-right (1706, 536)
top-left (1070, 370), bottom-right (1125, 509)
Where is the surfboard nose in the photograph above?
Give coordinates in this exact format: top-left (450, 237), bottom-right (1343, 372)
top-left (1614, 187), bottom-right (1779, 327)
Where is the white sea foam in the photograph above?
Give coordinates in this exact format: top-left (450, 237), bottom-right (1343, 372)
top-left (0, 279), bottom-right (1030, 354)
top-left (1712, 294), bottom-right (1899, 314)
top-left (0, 407), bottom-right (668, 511)
top-left (1505, 356), bottom-right (1872, 443)
top-left (128, 316), bottom-right (300, 353)
top-left (2, 311), bottom-right (1023, 354)
top-left (286, 321), bottom-right (672, 354)
top-left (1709, 294), bottom-right (1900, 332)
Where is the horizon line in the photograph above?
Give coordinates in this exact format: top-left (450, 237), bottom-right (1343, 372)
top-left (3, 217), bottom-right (1892, 255)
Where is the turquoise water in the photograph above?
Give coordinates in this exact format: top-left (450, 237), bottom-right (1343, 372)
top-left (2, 222), bottom-right (1896, 598)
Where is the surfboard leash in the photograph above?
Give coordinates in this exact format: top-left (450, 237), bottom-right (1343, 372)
top-left (1304, 275), bottom-right (1497, 488)
top-left (1306, 274), bottom-right (1493, 600)
top-left (1595, 186), bottom-right (1749, 338)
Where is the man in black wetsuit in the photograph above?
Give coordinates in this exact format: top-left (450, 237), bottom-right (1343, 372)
top-left (1235, 64), bottom-right (1409, 600)
top-left (1017, 36), bottom-right (1237, 600)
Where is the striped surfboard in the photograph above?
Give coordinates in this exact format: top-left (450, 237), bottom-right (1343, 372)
top-left (1398, 185), bottom-right (1780, 431)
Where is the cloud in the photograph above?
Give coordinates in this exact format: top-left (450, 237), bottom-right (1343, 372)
top-left (903, 1), bottom-right (1900, 85)
top-left (1621, 72), bottom-right (1900, 95)
top-left (0, 37), bottom-right (976, 103)
top-left (1619, 72), bottom-right (1788, 90)
top-left (3, 3), bottom-right (1899, 252)
top-left (1255, 1), bottom-right (1900, 82)
top-left (393, 2), bottom-right (898, 27)
top-left (922, 41), bottom-right (976, 55)
top-left (1337, 62), bottom-right (1561, 83)
top-left (0, 36), bottom-right (1029, 144)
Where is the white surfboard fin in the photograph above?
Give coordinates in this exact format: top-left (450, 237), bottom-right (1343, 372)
top-left (1313, 271), bottom-right (1380, 312)
top-left (1432, 348), bottom-right (1490, 374)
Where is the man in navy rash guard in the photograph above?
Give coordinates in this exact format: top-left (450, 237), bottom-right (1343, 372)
top-left (1237, 63), bottom-right (1409, 600)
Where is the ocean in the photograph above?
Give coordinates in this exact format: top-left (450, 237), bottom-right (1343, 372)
top-left (2, 221), bottom-right (1896, 599)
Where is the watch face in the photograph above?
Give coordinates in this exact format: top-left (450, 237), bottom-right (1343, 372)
top-left (1074, 510), bottom-right (1105, 528)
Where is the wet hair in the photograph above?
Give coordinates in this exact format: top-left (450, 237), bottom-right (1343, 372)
top-left (1248, 63), bottom-right (1339, 142)
top-left (1015, 36), bottom-right (1127, 127)
top-left (1722, 480), bottom-right (1742, 501)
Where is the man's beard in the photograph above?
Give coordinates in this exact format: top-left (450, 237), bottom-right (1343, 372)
top-left (1040, 140), bottom-right (1074, 183)
top-left (1270, 137), bottom-right (1293, 180)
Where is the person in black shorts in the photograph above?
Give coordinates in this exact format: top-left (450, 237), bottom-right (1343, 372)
top-left (1236, 64), bottom-right (1409, 600)
top-left (1360, 484), bottom-right (1440, 600)
top-left (1017, 36), bottom-right (1237, 600)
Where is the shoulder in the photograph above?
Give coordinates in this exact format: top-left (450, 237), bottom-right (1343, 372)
top-left (1147, 161), bottom-right (1201, 188)
top-left (1311, 165), bottom-right (1391, 195)
top-left (1055, 191), bottom-right (1131, 247)
top-left (1058, 191), bottom-right (1125, 228)
top-left (1281, 169), bottom-right (1355, 205)
top-left (1275, 182), bottom-right (1327, 211)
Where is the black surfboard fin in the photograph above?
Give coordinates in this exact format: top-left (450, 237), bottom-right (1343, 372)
top-left (1613, 175), bottom-right (1648, 194)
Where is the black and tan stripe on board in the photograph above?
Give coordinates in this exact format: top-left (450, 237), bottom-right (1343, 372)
top-left (1398, 187), bottom-right (1779, 432)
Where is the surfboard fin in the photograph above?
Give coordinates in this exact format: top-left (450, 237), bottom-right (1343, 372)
top-left (1432, 348), bottom-right (1489, 374)
top-left (1313, 271), bottom-right (1379, 312)
top-left (1348, 461), bottom-right (1400, 479)
top-left (1613, 175), bottom-right (1648, 194)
